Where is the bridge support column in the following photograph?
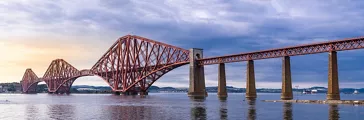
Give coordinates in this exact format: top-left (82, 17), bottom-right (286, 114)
top-left (139, 91), bottom-right (148, 96)
top-left (218, 63), bottom-right (227, 98)
top-left (246, 60), bottom-right (257, 99)
top-left (281, 56), bottom-right (293, 100)
top-left (122, 91), bottom-right (138, 95)
top-left (327, 51), bottom-right (340, 100)
top-left (188, 48), bottom-right (208, 97)
top-left (114, 91), bottom-right (121, 95)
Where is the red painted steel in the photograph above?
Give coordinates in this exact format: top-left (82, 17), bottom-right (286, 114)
top-left (21, 35), bottom-right (190, 93)
top-left (91, 35), bottom-right (190, 92)
top-left (21, 69), bottom-right (40, 93)
top-left (21, 35), bottom-right (364, 94)
top-left (199, 37), bottom-right (364, 65)
top-left (42, 59), bottom-right (83, 93)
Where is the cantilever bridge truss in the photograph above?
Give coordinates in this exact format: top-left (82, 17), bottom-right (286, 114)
top-left (21, 35), bottom-right (190, 93)
top-left (91, 35), bottom-right (189, 92)
top-left (21, 35), bottom-right (364, 94)
top-left (21, 69), bottom-right (41, 93)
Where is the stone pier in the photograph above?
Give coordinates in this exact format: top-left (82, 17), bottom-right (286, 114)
top-left (218, 63), bottom-right (227, 98)
top-left (246, 60), bottom-right (257, 99)
top-left (139, 91), bottom-right (148, 96)
top-left (188, 48), bottom-right (207, 97)
top-left (114, 91), bottom-right (121, 95)
top-left (327, 51), bottom-right (340, 100)
top-left (281, 56), bottom-right (293, 100)
top-left (122, 91), bottom-right (138, 95)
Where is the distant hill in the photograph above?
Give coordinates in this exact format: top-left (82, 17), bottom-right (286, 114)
top-left (28, 84), bottom-right (364, 94)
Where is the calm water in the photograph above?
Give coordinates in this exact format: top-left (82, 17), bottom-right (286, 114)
top-left (0, 93), bottom-right (363, 120)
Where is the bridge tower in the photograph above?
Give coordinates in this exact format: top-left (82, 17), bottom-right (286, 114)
top-left (21, 69), bottom-right (40, 93)
top-left (91, 35), bottom-right (190, 95)
top-left (43, 59), bottom-right (82, 94)
top-left (188, 48), bottom-right (207, 97)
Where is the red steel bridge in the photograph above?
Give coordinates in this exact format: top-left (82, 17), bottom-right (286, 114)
top-left (20, 35), bottom-right (364, 100)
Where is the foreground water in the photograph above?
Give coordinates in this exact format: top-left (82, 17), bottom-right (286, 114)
top-left (0, 93), bottom-right (363, 120)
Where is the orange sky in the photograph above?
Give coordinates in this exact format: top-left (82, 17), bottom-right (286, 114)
top-left (0, 35), bottom-right (111, 83)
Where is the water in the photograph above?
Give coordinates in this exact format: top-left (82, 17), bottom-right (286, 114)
top-left (0, 93), bottom-right (363, 120)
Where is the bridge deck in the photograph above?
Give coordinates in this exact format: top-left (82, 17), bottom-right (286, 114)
top-left (198, 37), bottom-right (364, 65)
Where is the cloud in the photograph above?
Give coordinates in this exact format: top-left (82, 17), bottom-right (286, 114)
top-left (2, 0), bottom-right (364, 88)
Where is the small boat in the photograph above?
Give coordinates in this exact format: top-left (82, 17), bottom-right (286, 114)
top-left (353, 90), bottom-right (359, 94)
top-left (302, 90), bottom-right (311, 94)
top-left (311, 89), bottom-right (318, 93)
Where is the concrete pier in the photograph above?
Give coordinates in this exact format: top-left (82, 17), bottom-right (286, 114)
top-left (327, 51), bottom-right (340, 100)
top-left (188, 48), bottom-right (207, 97)
top-left (246, 60), bottom-right (257, 99)
top-left (217, 63), bottom-right (227, 98)
top-left (281, 56), bottom-right (293, 100)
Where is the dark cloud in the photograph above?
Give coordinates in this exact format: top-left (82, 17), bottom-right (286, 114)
top-left (2, 0), bottom-right (364, 87)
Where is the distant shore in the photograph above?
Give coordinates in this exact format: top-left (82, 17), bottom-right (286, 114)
top-left (263, 100), bottom-right (364, 105)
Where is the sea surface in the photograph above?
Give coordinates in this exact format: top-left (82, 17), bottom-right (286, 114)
top-left (0, 93), bottom-right (363, 120)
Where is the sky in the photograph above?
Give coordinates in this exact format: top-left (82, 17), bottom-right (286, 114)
top-left (1, 0), bottom-right (364, 89)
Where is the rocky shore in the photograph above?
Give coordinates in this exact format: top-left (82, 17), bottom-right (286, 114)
top-left (263, 100), bottom-right (364, 105)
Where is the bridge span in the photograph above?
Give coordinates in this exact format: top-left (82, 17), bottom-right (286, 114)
top-left (21, 35), bottom-right (364, 100)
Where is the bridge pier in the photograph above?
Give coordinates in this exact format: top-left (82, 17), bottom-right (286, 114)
top-left (114, 91), bottom-right (121, 95)
top-left (281, 56), bottom-right (293, 100)
top-left (327, 51), bottom-right (340, 100)
top-left (218, 63), bottom-right (227, 98)
top-left (188, 48), bottom-right (208, 97)
top-left (122, 91), bottom-right (138, 95)
top-left (139, 91), bottom-right (149, 96)
top-left (246, 60), bottom-right (257, 99)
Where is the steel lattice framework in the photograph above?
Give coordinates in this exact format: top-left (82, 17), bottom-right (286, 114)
top-left (20, 35), bottom-right (190, 94)
top-left (43, 59), bottom-right (82, 93)
top-left (21, 35), bottom-right (364, 94)
top-left (91, 35), bottom-right (190, 92)
top-left (199, 37), bottom-right (364, 65)
top-left (21, 69), bottom-right (40, 93)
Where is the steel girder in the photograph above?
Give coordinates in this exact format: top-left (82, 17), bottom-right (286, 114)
top-left (199, 37), bottom-right (364, 65)
top-left (91, 35), bottom-right (190, 92)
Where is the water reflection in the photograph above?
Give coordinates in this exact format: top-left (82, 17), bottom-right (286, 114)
top-left (329, 104), bottom-right (340, 120)
top-left (5, 93), bottom-right (362, 120)
top-left (219, 98), bottom-right (228, 120)
top-left (26, 105), bottom-right (39, 120)
top-left (47, 104), bottom-right (75, 119)
top-left (105, 106), bottom-right (151, 120)
top-left (283, 103), bottom-right (293, 120)
top-left (190, 97), bottom-right (207, 120)
top-left (219, 97), bottom-right (227, 101)
top-left (247, 99), bottom-right (256, 120)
